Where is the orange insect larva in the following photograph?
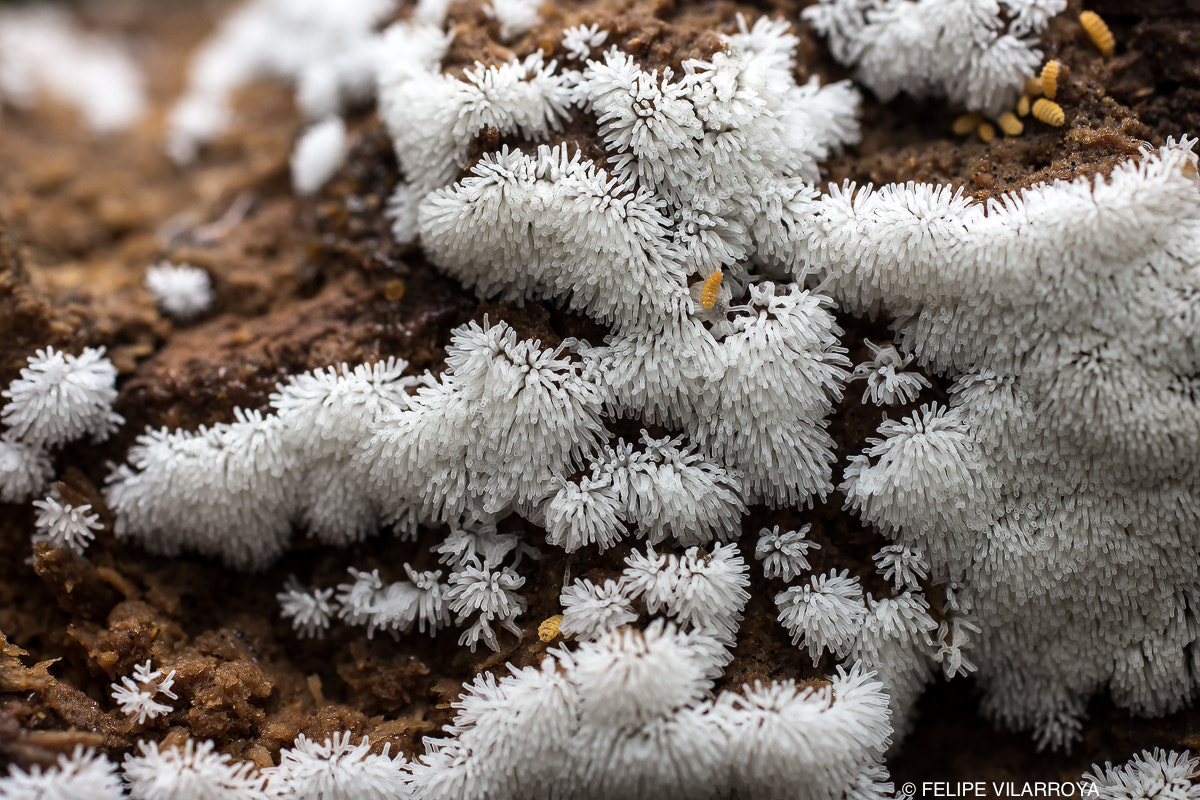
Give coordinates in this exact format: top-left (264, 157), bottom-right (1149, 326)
top-left (1080, 11), bottom-right (1114, 56)
top-left (538, 615), bottom-right (563, 642)
top-left (997, 112), bottom-right (1024, 136)
top-left (1025, 76), bottom-right (1044, 97)
top-left (952, 112), bottom-right (983, 136)
top-left (1017, 94), bottom-right (1031, 117)
top-left (1041, 60), bottom-right (1060, 100)
top-left (977, 121), bottom-right (996, 143)
top-left (1032, 98), bottom-right (1065, 126)
top-left (699, 270), bottom-right (723, 310)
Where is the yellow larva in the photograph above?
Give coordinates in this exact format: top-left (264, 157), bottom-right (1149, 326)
top-left (1025, 77), bottom-right (1044, 97)
top-left (699, 270), bottom-right (723, 310)
top-left (1032, 98), bottom-right (1065, 126)
top-left (1080, 10), bottom-right (1114, 56)
top-left (953, 112), bottom-right (983, 136)
top-left (1041, 60), bottom-right (1060, 100)
top-left (1017, 94), bottom-right (1031, 117)
top-left (977, 121), bottom-right (996, 143)
top-left (997, 112), bottom-right (1024, 136)
top-left (538, 615), bottom-right (563, 642)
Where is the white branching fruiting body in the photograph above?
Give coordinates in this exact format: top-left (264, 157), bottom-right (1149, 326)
top-left (271, 358), bottom-right (419, 544)
top-left (263, 733), bottom-right (413, 799)
top-left (0, 5), bottom-right (146, 134)
top-left (812, 140), bottom-right (1200, 749)
top-left (277, 579), bottom-right (337, 639)
top-left (755, 524), bottom-right (819, 581)
top-left (364, 321), bottom-right (607, 525)
top-left (804, 0), bottom-right (1066, 115)
top-left (108, 329), bottom-right (600, 572)
top-left (123, 740), bottom-right (268, 800)
top-left (32, 492), bottom-right (103, 555)
top-left (111, 660), bottom-right (179, 725)
top-left (542, 431), bottom-right (745, 551)
top-left (559, 577), bottom-right (638, 640)
top-left (0, 746), bottom-right (125, 800)
top-left (601, 283), bottom-right (850, 507)
top-left (410, 19), bottom-right (860, 327)
top-left (691, 283), bottom-right (849, 506)
top-left (407, 623), bottom-right (893, 800)
top-left (291, 116), bottom-right (348, 195)
top-left (872, 543), bottom-right (928, 591)
top-left (167, 0), bottom-right (396, 163)
top-left (1, 346), bottom-right (122, 504)
top-left (852, 340), bottom-right (930, 405)
top-left (145, 262), bottom-right (215, 321)
top-left (777, 569), bottom-right (867, 662)
top-left (105, 409), bottom-right (297, 571)
top-left (0, 435), bottom-right (53, 504)
top-left (2, 346), bottom-right (122, 450)
top-left (1083, 748), bottom-right (1200, 800)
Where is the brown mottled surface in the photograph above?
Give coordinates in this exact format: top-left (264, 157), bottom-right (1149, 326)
top-left (1, 0), bottom-right (1200, 787)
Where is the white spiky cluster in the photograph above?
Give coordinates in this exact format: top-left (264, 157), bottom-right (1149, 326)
top-left (263, 732), bottom-right (412, 799)
top-left (559, 577), bottom-right (638, 640)
top-left (620, 542), bottom-right (751, 650)
top-left (2, 347), bottom-right (122, 450)
top-left (1083, 749), bottom-right (1200, 800)
top-left (540, 430), bottom-right (745, 551)
top-left (123, 740), bottom-right (267, 800)
top-left (601, 282), bottom-right (849, 506)
top-left (0, 5), bottom-right (146, 133)
top-left (277, 578), bottom-right (337, 638)
top-left (852, 340), bottom-right (930, 405)
top-left (363, 321), bottom-right (606, 526)
top-left (145, 262), bottom-right (214, 321)
top-left (872, 543), bottom-right (928, 591)
top-left (561, 23), bottom-right (607, 61)
top-left (809, 140), bottom-right (1200, 748)
top-left (167, 0), bottom-right (396, 164)
top-left (110, 660), bottom-right (179, 725)
top-left (0, 746), bottom-right (124, 800)
top-left (281, 520), bottom-right (535, 652)
top-left (0, 735), bottom-right (413, 800)
top-left (1, 346), bottom-right (122, 503)
top-left (379, 14), bottom-right (856, 509)
top-left (406, 623), bottom-right (893, 800)
top-left (803, 0), bottom-right (1067, 115)
top-left (405, 15), bottom-right (861, 294)
top-left (773, 563), bottom-right (948, 733)
top-left (32, 490), bottom-right (103, 555)
top-left (755, 524), bottom-right (819, 581)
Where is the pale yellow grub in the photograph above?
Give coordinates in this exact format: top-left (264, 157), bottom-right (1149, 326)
top-left (1041, 60), bottom-right (1060, 100)
top-left (953, 112), bottom-right (984, 136)
top-left (1017, 94), bottom-right (1031, 117)
top-left (1025, 76), bottom-right (1044, 97)
top-left (1032, 98), bottom-right (1065, 126)
top-left (539, 614), bottom-right (563, 642)
top-left (998, 112), bottom-right (1024, 136)
top-left (699, 270), bottom-right (723, 310)
top-left (977, 121), bottom-right (996, 143)
top-left (1080, 11), bottom-right (1115, 56)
